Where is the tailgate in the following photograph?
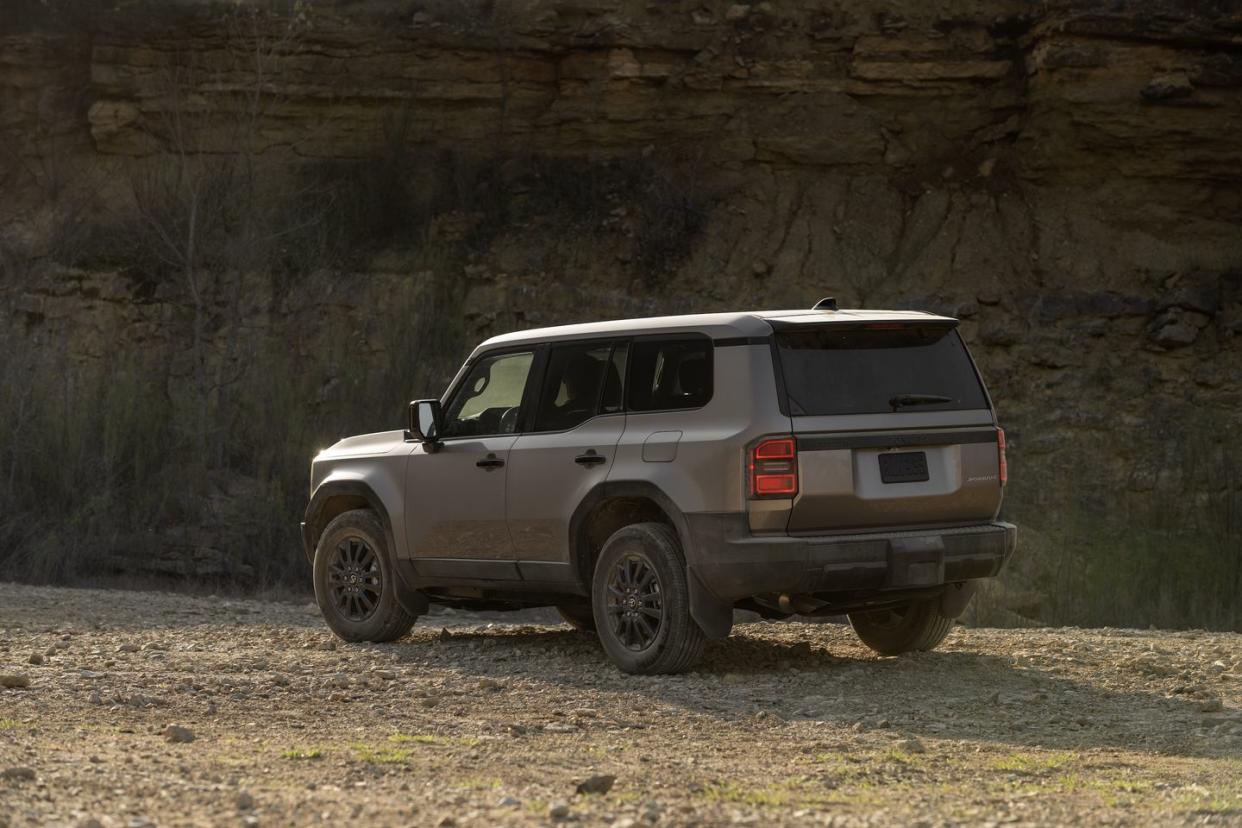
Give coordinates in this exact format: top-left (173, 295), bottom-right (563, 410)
top-left (790, 424), bottom-right (1002, 532)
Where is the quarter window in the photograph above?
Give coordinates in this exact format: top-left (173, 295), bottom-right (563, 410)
top-left (627, 338), bottom-right (712, 412)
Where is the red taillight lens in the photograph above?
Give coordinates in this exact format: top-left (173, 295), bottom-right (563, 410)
top-left (749, 437), bottom-right (798, 498)
top-left (997, 427), bottom-right (1007, 487)
top-left (754, 438), bottom-right (794, 459)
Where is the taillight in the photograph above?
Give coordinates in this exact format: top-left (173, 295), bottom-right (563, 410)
top-left (997, 427), bottom-right (1007, 487)
top-left (749, 437), bottom-right (798, 498)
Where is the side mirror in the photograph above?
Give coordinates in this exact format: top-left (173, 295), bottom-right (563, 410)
top-left (406, 399), bottom-right (443, 447)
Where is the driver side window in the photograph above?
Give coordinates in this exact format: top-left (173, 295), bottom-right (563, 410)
top-left (441, 350), bottom-right (534, 439)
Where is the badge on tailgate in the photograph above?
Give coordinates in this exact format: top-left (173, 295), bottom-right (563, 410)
top-left (878, 451), bottom-right (929, 484)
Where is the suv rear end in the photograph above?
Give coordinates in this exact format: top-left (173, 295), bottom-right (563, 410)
top-left (687, 309), bottom-right (1015, 653)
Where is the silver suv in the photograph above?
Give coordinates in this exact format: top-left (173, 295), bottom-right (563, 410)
top-left (302, 302), bottom-right (1016, 674)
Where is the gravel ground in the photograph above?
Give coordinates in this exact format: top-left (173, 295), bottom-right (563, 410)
top-left (1, 583), bottom-right (1240, 827)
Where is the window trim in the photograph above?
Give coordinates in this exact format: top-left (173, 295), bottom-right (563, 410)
top-left (436, 344), bottom-right (544, 442)
top-left (624, 332), bottom-right (715, 416)
top-left (440, 331), bottom-right (718, 440)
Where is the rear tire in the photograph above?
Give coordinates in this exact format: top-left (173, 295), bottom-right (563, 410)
top-left (313, 509), bottom-right (416, 643)
top-left (556, 604), bottom-right (596, 632)
top-left (591, 522), bottom-right (705, 674)
top-left (848, 597), bottom-right (956, 656)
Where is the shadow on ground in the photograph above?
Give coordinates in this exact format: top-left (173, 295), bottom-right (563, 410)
top-left (372, 624), bottom-right (1225, 760)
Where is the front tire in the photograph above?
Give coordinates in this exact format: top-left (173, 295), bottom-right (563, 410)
top-left (591, 522), bottom-right (705, 674)
top-left (848, 597), bottom-right (956, 656)
top-left (313, 509), bottom-right (416, 643)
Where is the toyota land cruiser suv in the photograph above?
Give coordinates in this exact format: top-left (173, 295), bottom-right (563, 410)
top-left (302, 302), bottom-right (1015, 674)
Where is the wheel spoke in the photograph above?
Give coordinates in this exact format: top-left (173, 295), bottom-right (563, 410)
top-left (635, 613), bottom-right (656, 643)
top-left (637, 567), bottom-right (655, 589)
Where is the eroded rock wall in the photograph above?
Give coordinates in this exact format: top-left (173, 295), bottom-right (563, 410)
top-left (1, 0), bottom-right (1239, 625)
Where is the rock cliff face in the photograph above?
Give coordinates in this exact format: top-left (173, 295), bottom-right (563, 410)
top-left (1, 0), bottom-right (1239, 626)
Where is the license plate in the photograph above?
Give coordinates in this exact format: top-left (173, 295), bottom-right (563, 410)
top-left (879, 451), bottom-right (929, 483)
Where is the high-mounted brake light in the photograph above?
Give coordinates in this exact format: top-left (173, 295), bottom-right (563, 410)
top-left (997, 427), bottom-right (1007, 487)
top-left (749, 437), bottom-right (798, 498)
top-left (864, 322), bottom-right (906, 330)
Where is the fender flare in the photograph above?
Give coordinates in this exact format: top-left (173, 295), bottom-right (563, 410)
top-left (568, 480), bottom-right (733, 640)
top-left (304, 480), bottom-right (428, 618)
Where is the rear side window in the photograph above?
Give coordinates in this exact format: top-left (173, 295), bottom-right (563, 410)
top-left (775, 325), bottom-right (988, 416)
top-left (628, 338), bottom-right (712, 412)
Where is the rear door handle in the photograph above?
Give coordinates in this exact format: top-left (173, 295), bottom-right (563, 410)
top-left (476, 453), bottom-right (505, 470)
top-left (575, 450), bottom-right (607, 467)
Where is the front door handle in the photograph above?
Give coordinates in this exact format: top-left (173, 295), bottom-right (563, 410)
top-left (575, 450), bottom-right (607, 467)
top-left (476, 453), bottom-right (505, 470)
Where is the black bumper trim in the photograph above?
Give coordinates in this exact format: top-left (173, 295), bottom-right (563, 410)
top-left (685, 515), bottom-right (1016, 601)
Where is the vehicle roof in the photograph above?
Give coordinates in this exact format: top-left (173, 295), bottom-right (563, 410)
top-left (474, 308), bottom-right (956, 353)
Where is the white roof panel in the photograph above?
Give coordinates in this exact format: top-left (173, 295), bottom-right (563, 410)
top-left (472, 307), bottom-right (955, 354)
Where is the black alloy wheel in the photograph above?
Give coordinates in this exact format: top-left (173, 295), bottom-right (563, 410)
top-left (605, 553), bottom-right (665, 651)
top-left (590, 522), bottom-right (706, 674)
top-left (313, 509), bottom-right (417, 643)
top-left (327, 537), bottom-right (382, 622)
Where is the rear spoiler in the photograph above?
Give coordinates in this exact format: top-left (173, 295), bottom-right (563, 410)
top-left (764, 317), bottom-right (959, 331)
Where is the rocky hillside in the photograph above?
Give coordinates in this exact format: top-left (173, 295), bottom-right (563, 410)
top-left (0, 0), bottom-right (1239, 628)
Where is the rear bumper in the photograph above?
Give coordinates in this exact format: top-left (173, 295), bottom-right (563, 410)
top-left (685, 515), bottom-right (1016, 601)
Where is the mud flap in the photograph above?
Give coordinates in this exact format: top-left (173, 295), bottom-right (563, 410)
top-left (393, 561), bottom-right (430, 618)
top-left (688, 568), bottom-right (733, 639)
top-left (940, 580), bottom-right (978, 619)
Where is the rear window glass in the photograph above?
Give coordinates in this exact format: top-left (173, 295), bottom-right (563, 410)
top-left (775, 325), bottom-right (988, 416)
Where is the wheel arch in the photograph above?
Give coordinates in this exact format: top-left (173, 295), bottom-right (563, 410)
top-left (304, 478), bottom-right (428, 618)
top-left (304, 479), bottom-right (395, 564)
top-left (568, 480), bottom-right (733, 639)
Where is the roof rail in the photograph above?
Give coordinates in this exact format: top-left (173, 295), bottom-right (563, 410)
top-left (812, 296), bottom-right (838, 311)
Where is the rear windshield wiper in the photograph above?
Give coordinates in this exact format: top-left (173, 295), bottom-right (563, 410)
top-left (889, 393), bottom-right (953, 411)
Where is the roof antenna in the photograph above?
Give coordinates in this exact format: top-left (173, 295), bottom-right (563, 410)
top-left (812, 296), bottom-right (838, 311)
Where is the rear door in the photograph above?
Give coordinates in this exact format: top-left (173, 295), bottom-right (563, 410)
top-left (771, 321), bottom-right (1002, 533)
top-left (505, 340), bottom-right (628, 570)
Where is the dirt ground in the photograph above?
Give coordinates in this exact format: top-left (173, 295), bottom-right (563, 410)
top-left (1, 584), bottom-right (1239, 827)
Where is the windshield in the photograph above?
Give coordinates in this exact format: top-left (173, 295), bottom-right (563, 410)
top-left (774, 325), bottom-right (989, 416)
